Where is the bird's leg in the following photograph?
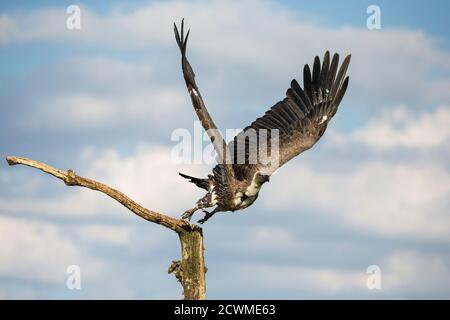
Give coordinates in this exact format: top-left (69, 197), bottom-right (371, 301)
top-left (181, 206), bottom-right (198, 221)
top-left (197, 207), bottom-right (223, 224)
top-left (197, 210), bottom-right (214, 224)
top-left (182, 193), bottom-right (213, 221)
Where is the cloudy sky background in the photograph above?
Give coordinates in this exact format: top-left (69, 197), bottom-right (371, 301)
top-left (0, 0), bottom-right (449, 298)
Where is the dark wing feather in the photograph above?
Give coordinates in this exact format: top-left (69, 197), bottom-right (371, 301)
top-left (210, 164), bottom-right (234, 207)
top-left (230, 52), bottom-right (351, 180)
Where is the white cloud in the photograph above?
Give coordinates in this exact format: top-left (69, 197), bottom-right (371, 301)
top-left (0, 189), bottom-right (117, 218)
top-left (28, 89), bottom-right (185, 130)
top-left (231, 249), bottom-right (450, 297)
top-left (0, 214), bottom-right (176, 298)
top-left (20, 56), bottom-right (186, 130)
top-left (245, 226), bottom-right (299, 250)
top-left (1, 0), bottom-right (449, 110)
top-left (84, 145), bottom-right (208, 214)
top-left (76, 224), bottom-right (131, 246)
top-left (332, 106), bottom-right (450, 150)
top-left (382, 250), bottom-right (450, 294)
top-left (36, 94), bottom-right (117, 127)
top-left (265, 160), bottom-right (450, 241)
top-left (238, 263), bottom-right (365, 295)
top-left (0, 216), bottom-right (102, 284)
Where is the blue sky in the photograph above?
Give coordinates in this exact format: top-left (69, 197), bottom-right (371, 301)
top-left (0, 0), bottom-right (449, 299)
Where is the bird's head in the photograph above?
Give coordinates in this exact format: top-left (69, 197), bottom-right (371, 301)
top-left (255, 172), bottom-right (270, 186)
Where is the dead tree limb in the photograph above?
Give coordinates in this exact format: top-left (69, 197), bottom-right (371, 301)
top-left (5, 155), bottom-right (206, 300)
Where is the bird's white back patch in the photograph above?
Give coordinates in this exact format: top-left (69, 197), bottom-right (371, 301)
top-left (189, 88), bottom-right (199, 97)
top-left (211, 191), bottom-right (218, 205)
top-left (233, 192), bottom-right (243, 206)
top-left (245, 174), bottom-right (262, 197)
top-left (319, 115), bottom-right (328, 125)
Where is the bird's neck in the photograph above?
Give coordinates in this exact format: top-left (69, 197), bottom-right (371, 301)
top-left (245, 176), bottom-right (262, 197)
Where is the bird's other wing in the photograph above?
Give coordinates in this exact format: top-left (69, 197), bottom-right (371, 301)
top-left (174, 19), bottom-right (235, 180)
top-left (230, 51), bottom-right (351, 180)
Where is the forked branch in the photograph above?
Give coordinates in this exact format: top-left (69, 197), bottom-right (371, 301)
top-left (5, 156), bottom-right (189, 233)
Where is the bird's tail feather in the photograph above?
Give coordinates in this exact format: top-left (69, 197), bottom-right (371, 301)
top-left (174, 18), bottom-right (189, 56)
top-left (179, 172), bottom-right (209, 190)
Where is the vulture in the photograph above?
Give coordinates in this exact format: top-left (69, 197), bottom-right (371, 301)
top-left (174, 20), bottom-right (351, 223)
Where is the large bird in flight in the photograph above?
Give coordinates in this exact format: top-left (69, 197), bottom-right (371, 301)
top-left (174, 20), bottom-right (351, 223)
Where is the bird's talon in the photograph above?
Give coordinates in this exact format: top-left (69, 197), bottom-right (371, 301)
top-left (197, 210), bottom-right (212, 224)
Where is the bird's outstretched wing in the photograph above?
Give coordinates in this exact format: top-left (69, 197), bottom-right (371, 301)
top-left (230, 51), bottom-right (351, 180)
top-left (174, 19), bottom-right (235, 180)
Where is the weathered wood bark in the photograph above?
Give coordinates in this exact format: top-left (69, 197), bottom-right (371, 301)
top-left (5, 155), bottom-right (206, 300)
top-left (168, 226), bottom-right (206, 300)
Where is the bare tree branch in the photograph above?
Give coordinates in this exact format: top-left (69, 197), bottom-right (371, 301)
top-left (5, 156), bottom-right (190, 234)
